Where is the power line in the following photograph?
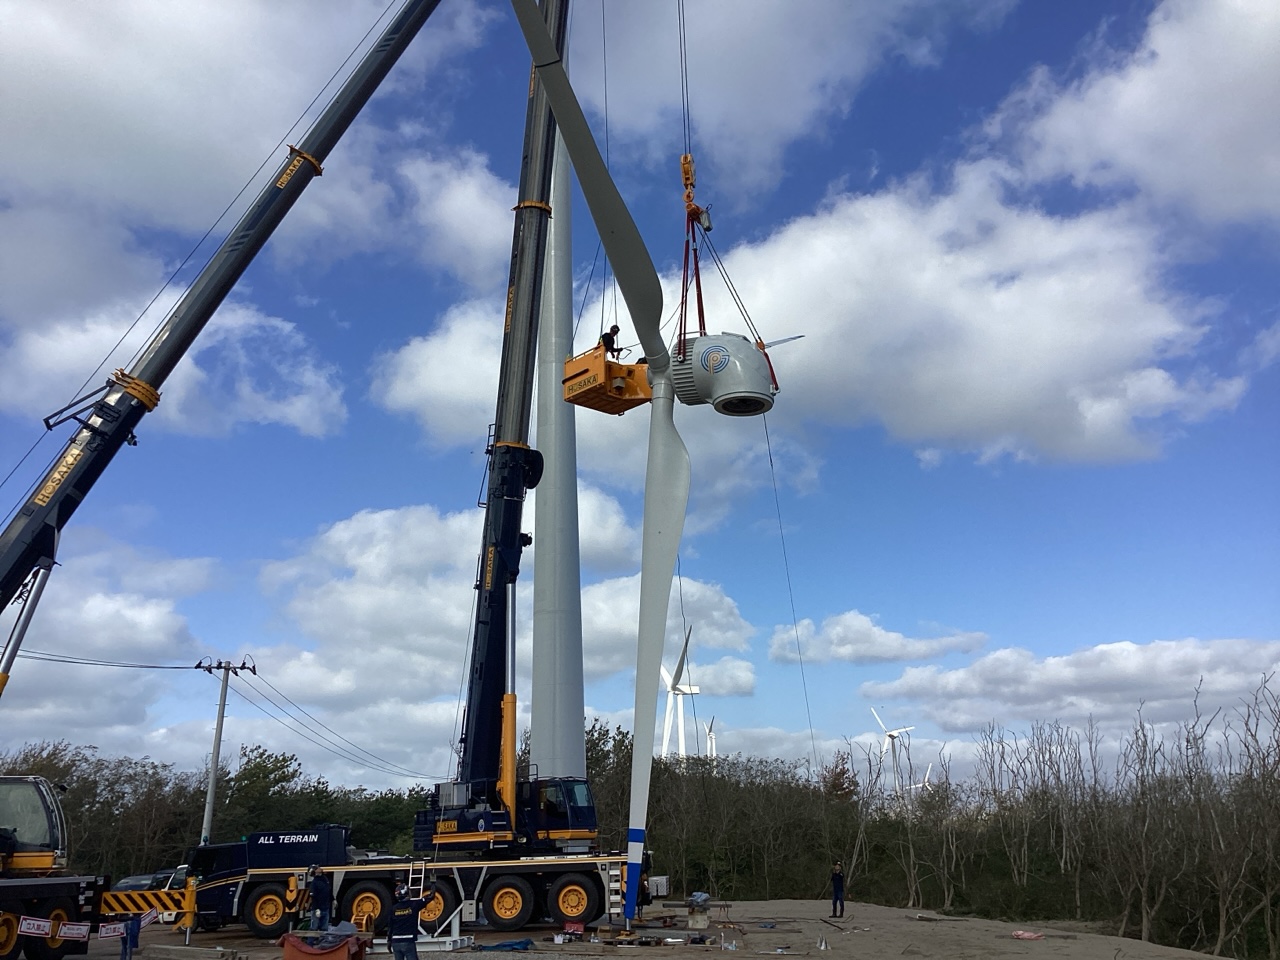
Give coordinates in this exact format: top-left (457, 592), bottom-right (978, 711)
top-left (225, 674), bottom-right (445, 781)
top-left (16, 648), bottom-right (199, 670)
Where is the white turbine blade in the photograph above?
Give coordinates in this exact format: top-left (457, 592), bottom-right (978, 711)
top-left (764, 334), bottom-right (805, 348)
top-left (888, 725), bottom-right (915, 738)
top-left (707, 716), bottom-right (715, 736)
top-left (512, 0), bottom-right (688, 922)
top-left (660, 664), bottom-right (673, 690)
top-left (671, 624), bottom-right (693, 687)
top-left (624, 386), bottom-right (690, 912)
top-left (924, 762), bottom-right (933, 785)
top-left (880, 734), bottom-right (891, 758)
top-left (509, 0), bottom-right (667, 367)
top-left (871, 707), bottom-right (887, 732)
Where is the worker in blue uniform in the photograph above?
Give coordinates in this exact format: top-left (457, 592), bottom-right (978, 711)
top-left (309, 865), bottom-right (332, 930)
top-left (387, 882), bottom-right (435, 960)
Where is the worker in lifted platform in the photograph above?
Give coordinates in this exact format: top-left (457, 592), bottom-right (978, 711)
top-left (599, 324), bottom-right (622, 359)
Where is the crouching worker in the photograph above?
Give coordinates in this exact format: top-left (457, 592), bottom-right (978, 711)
top-left (388, 882), bottom-right (435, 960)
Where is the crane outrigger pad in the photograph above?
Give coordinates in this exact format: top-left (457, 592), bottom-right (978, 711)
top-left (562, 343), bottom-right (652, 415)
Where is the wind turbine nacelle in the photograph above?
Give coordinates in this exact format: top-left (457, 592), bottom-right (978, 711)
top-left (672, 334), bottom-right (775, 416)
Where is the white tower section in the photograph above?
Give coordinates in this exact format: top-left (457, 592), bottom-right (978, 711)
top-left (530, 133), bottom-right (586, 779)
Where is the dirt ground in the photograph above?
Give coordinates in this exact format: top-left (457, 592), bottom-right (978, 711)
top-left (85, 899), bottom-right (1209, 960)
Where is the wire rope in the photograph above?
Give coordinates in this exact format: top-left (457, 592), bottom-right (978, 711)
top-left (224, 676), bottom-right (423, 780)
top-left (677, 0), bottom-right (693, 155)
top-left (761, 415), bottom-right (820, 772)
top-left (249, 670), bottom-right (431, 780)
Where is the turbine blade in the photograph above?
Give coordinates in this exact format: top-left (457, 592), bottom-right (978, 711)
top-left (512, 0), bottom-right (686, 921)
top-left (509, 0), bottom-right (667, 367)
top-left (671, 624), bottom-right (692, 687)
top-left (660, 664), bottom-right (673, 689)
top-left (871, 707), bottom-right (887, 732)
top-left (622, 386), bottom-right (690, 916)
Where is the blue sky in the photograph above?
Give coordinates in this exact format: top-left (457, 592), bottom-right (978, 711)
top-left (1, 0), bottom-right (1276, 790)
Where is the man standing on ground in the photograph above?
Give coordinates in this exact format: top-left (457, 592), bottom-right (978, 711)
top-left (829, 861), bottom-right (844, 918)
top-left (309, 866), bottom-right (332, 930)
top-left (388, 883), bottom-right (433, 960)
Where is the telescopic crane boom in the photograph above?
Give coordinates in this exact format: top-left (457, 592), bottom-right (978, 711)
top-left (0, 0), bottom-right (446, 699)
top-left (413, 0), bottom-right (603, 857)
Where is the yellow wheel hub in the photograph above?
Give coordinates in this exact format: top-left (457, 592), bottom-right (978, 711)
top-left (418, 894), bottom-right (444, 923)
top-left (0, 912), bottom-right (19, 955)
top-left (556, 885), bottom-right (589, 918)
top-left (491, 887), bottom-right (524, 920)
top-left (254, 896), bottom-right (284, 925)
top-left (350, 893), bottom-right (381, 920)
top-left (45, 907), bottom-right (70, 949)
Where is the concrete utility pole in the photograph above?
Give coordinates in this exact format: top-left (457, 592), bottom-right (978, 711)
top-left (199, 658), bottom-right (254, 844)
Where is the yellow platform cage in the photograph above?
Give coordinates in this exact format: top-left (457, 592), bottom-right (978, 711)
top-left (562, 343), bottom-right (652, 415)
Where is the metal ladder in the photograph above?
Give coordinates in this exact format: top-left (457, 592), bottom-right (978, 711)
top-left (605, 863), bottom-right (625, 920)
top-left (408, 861), bottom-right (428, 895)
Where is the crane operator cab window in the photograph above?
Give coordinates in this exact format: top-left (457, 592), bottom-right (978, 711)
top-left (0, 777), bottom-right (61, 852)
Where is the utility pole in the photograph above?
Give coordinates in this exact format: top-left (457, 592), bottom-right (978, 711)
top-left (198, 658), bottom-right (254, 844)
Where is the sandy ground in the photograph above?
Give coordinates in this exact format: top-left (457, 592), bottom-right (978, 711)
top-left (82, 899), bottom-right (1210, 960)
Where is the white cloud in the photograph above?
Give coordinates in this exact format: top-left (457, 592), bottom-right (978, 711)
top-left (0, 533), bottom-right (214, 744)
top-left (568, 0), bottom-right (1017, 191)
top-left (259, 503), bottom-right (484, 706)
top-left (1013, 0), bottom-right (1280, 225)
top-left (684, 656), bottom-right (755, 697)
top-left (371, 298), bottom-right (503, 447)
top-left (151, 303), bottom-right (348, 438)
top-left (771, 610), bottom-right (986, 664)
top-left (706, 160), bottom-right (1245, 461)
top-left (579, 572), bottom-right (753, 681)
top-left (861, 638), bottom-right (1280, 732)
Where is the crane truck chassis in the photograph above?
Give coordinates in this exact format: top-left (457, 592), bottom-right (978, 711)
top-left (186, 826), bottom-right (624, 937)
top-left (0, 777), bottom-right (104, 960)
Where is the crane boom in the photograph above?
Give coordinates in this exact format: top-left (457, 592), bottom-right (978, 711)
top-left (0, 0), bottom-right (445, 698)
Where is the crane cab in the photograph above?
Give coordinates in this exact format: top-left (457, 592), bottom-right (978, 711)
top-left (0, 775), bottom-right (68, 875)
top-left (562, 343), bottom-right (652, 415)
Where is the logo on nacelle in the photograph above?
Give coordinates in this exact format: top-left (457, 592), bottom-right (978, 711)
top-left (699, 345), bottom-right (730, 374)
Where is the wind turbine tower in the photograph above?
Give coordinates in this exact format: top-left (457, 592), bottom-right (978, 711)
top-left (872, 707), bottom-right (915, 795)
top-left (660, 626), bottom-right (699, 757)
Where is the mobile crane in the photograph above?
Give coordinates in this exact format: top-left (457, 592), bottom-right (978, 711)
top-left (3, 0), bottom-right (626, 940)
top-left (0, 776), bottom-right (101, 960)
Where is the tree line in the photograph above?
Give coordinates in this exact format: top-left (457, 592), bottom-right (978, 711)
top-left (6, 681), bottom-right (1280, 958)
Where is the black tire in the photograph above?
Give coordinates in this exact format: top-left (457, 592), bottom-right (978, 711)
top-left (340, 881), bottom-right (392, 934)
top-left (483, 875), bottom-right (534, 932)
top-left (21, 898), bottom-right (75, 960)
top-left (418, 883), bottom-right (459, 936)
top-left (547, 873), bottom-right (602, 926)
top-left (243, 884), bottom-right (291, 939)
top-left (1, 902), bottom-right (23, 960)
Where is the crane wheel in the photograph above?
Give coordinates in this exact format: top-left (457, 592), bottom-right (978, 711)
top-left (244, 884), bottom-right (291, 939)
top-left (482, 876), bottom-right (534, 932)
top-left (21, 898), bottom-right (74, 960)
top-left (548, 874), bottom-right (601, 925)
top-left (340, 882), bottom-right (391, 934)
top-left (417, 884), bottom-right (458, 935)
top-left (1, 903), bottom-right (22, 960)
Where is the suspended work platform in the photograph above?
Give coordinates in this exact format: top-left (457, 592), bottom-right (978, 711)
top-left (562, 343), bottom-right (652, 415)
